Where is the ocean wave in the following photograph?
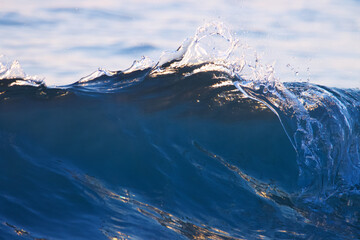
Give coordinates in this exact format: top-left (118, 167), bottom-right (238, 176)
top-left (1, 22), bottom-right (359, 195)
top-left (0, 22), bottom-right (359, 239)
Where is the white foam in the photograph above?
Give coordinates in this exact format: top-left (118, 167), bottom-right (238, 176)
top-left (0, 55), bottom-right (45, 86)
top-left (124, 56), bottom-right (155, 73)
top-left (153, 22), bottom-right (279, 88)
top-left (78, 68), bottom-right (117, 83)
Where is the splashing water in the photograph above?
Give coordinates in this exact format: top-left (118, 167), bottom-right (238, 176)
top-left (0, 22), bottom-right (359, 239)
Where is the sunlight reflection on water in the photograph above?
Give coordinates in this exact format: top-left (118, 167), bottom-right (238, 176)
top-left (0, 0), bottom-right (359, 87)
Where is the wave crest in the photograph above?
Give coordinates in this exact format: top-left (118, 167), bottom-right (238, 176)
top-left (1, 23), bottom-right (359, 198)
top-left (0, 55), bottom-right (44, 86)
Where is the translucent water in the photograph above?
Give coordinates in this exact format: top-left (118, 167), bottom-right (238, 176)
top-left (1, 0), bottom-right (359, 87)
top-left (0, 1), bottom-right (359, 240)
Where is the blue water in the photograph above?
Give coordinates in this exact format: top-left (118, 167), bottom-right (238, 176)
top-left (1, 1), bottom-right (360, 240)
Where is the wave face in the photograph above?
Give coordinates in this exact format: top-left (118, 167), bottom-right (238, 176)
top-left (0, 23), bottom-right (359, 239)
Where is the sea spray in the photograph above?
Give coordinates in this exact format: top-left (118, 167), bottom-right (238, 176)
top-left (0, 22), bottom-right (359, 239)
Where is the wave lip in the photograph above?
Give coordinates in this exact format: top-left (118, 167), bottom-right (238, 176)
top-left (234, 80), bottom-right (360, 197)
top-left (0, 56), bottom-right (44, 86)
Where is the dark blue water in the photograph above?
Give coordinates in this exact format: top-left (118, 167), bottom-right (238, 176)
top-left (0, 55), bottom-right (359, 239)
top-left (0, 19), bottom-right (360, 239)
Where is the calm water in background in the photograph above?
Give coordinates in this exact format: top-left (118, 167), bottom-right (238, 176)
top-left (1, 0), bottom-right (359, 87)
top-left (0, 1), bottom-right (360, 240)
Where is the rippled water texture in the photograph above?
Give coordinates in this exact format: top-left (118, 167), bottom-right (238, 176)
top-left (0, 60), bottom-right (359, 239)
top-left (1, 0), bottom-right (360, 87)
top-left (0, 1), bottom-right (359, 240)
